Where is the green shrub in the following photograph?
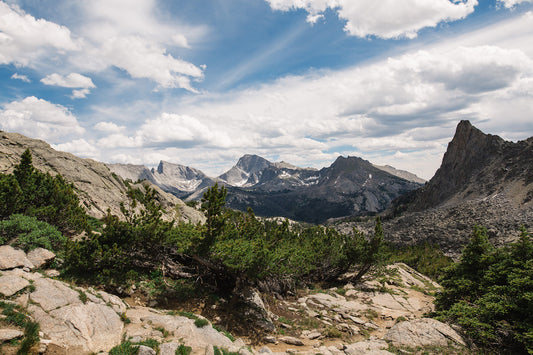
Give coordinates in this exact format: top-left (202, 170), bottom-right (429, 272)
top-left (0, 214), bottom-right (67, 252)
top-left (109, 341), bottom-right (139, 355)
top-left (176, 344), bottom-right (192, 355)
top-left (194, 318), bottom-right (209, 328)
top-left (435, 226), bottom-right (533, 354)
top-left (16, 321), bottom-right (40, 355)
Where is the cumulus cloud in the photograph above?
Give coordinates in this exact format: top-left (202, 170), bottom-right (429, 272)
top-left (52, 139), bottom-right (100, 159)
top-left (41, 72), bottom-right (96, 98)
top-left (138, 113), bottom-right (214, 147)
top-left (265, 0), bottom-right (478, 38)
top-left (41, 72), bottom-right (95, 88)
top-left (94, 121), bottom-right (126, 133)
top-left (11, 73), bottom-right (30, 82)
top-left (0, 2), bottom-right (79, 66)
top-left (0, 96), bottom-right (84, 142)
top-left (74, 0), bottom-right (205, 91)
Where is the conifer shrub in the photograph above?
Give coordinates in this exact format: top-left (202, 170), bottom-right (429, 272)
top-left (0, 214), bottom-right (67, 252)
top-left (435, 226), bottom-right (533, 354)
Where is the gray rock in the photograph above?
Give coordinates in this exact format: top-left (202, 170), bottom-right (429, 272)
top-left (160, 342), bottom-right (180, 355)
top-left (279, 336), bottom-right (304, 346)
top-left (384, 318), bottom-right (466, 347)
top-left (44, 269), bottom-right (60, 277)
top-left (0, 329), bottom-right (24, 343)
top-left (0, 245), bottom-right (33, 270)
top-left (126, 307), bottom-right (234, 351)
top-left (264, 336), bottom-right (277, 344)
top-left (30, 302), bottom-right (123, 353)
top-left (0, 274), bottom-right (30, 297)
top-left (258, 346), bottom-right (273, 353)
top-left (30, 277), bottom-right (82, 311)
top-left (306, 331), bottom-right (321, 340)
top-left (26, 248), bottom-right (55, 269)
top-left (344, 340), bottom-right (392, 355)
top-left (138, 345), bottom-right (157, 355)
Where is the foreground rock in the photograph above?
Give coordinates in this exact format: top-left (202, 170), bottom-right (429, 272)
top-left (0, 245), bottom-right (33, 270)
top-left (384, 318), bottom-right (465, 347)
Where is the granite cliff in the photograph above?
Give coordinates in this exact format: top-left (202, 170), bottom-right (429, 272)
top-left (0, 131), bottom-right (204, 224)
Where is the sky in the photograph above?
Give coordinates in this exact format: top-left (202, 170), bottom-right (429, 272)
top-left (1, 0), bottom-right (532, 180)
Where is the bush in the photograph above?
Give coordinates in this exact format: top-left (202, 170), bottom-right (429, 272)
top-left (194, 318), bottom-right (209, 328)
top-left (109, 341), bottom-right (139, 355)
top-left (0, 214), bottom-right (67, 252)
top-left (435, 226), bottom-right (533, 354)
top-left (0, 149), bottom-right (88, 234)
top-left (176, 344), bottom-right (192, 355)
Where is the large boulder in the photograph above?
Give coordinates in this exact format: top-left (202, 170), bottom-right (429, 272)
top-left (26, 248), bottom-right (55, 269)
top-left (0, 274), bottom-right (30, 297)
top-left (384, 318), bottom-right (465, 347)
top-left (0, 245), bottom-right (34, 270)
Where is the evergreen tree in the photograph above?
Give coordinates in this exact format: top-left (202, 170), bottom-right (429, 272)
top-left (198, 182), bottom-right (227, 256)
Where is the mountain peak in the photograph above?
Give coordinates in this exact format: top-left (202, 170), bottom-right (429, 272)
top-left (235, 154), bottom-right (272, 173)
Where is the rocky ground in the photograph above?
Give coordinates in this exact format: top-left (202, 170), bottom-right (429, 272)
top-left (0, 244), bottom-right (470, 354)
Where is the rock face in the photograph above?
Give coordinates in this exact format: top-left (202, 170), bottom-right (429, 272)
top-left (338, 121), bottom-right (533, 257)
top-left (0, 131), bottom-right (203, 224)
top-left (384, 318), bottom-right (465, 347)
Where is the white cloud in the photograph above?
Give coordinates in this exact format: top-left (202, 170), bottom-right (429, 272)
top-left (41, 72), bottom-right (96, 98)
top-left (52, 139), bottom-right (100, 159)
top-left (498, 0), bottom-right (533, 8)
top-left (72, 0), bottom-right (205, 91)
top-left (0, 96), bottom-right (84, 142)
top-left (94, 121), bottom-right (125, 133)
top-left (265, 0), bottom-right (478, 39)
top-left (138, 113), bottom-right (214, 147)
top-left (41, 72), bottom-right (95, 88)
top-left (0, 2), bottom-right (79, 66)
top-left (70, 88), bottom-right (91, 99)
top-left (10, 73), bottom-right (30, 82)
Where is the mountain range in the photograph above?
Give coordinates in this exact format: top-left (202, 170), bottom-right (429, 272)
top-left (109, 153), bottom-right (424, 223)
top-left (2, 119), bottom-right (531, 255)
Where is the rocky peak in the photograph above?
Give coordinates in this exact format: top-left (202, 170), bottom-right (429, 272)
top-left (235, 154), bottom-right (272, 174)
top-left (155, 160), bottom-right (208, 180)
top-left (401, 120), bottom-right (529, 211)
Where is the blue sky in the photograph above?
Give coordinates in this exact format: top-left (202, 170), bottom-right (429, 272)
top-left (1, 0), bottom-right (532, 179)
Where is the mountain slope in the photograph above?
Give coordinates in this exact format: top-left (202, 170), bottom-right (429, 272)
top-left (108, 161), bottom-right (215, 199)
top-left (0, 131), bottom-right (204, 224)
top-left (337, 121), bottom-right (533, 256)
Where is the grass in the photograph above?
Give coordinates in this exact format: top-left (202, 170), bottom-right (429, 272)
top-left (0, 301), bottom-right (41, 354)
top-left (176, 344), bottom-right (192, 355)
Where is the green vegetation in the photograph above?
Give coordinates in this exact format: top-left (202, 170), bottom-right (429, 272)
top-left (384, 242), bottom-right (453, 280)
top-left (0, 149), bottom-right (88, 233)
top-left (176, 344), bottom-right (192, 355)
top-left (63, 182), bottom-right (386, 297)
top-left (0, 301), bottom-right (41, 354)
top-left (0, 214), bottom-right (67, 252)
top-left (194, 318), bottom-right (209, 328)
top-left (434, 226), bottom-right (533, 354)
top-left (109, 341), bottom-right (140, 355)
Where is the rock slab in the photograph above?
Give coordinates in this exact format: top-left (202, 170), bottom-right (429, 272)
top-left (384, 318), bottom-right (466, 347)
